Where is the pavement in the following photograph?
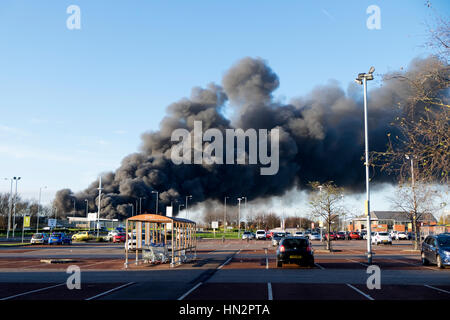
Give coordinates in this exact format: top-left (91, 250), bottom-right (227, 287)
top-left (0, 238), bottom-right (448, 300)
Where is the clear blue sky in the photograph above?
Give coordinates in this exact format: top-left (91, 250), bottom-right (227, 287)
top-left (0, 1), bottom-right (448, 210)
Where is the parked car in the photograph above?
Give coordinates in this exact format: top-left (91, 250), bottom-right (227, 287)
top-left (104, 230), bottom-right (120, 242)
top-left (266, 231), bottom-right (273, 240)
top-left (276, 237), bottom-right (314, 268)
top-left (421, 234), bottom-right (450, 269)
top-left (294, 231), bottom-right (305, 237)
top-left (336, 232), bottom-right (346, 240)
top-left (325, 232), bottom-right (337, 241)
top-left (308, 232), bottom-right (321, 241)
top-left (242, 231), bottom-right (254, 240)
top-left (272, 232), bottom-right (286, 246)
top-left (255, 230), bottom-right (266, 240)
top-left (348, 232), bottom-right (361, 240)
top-left (395, 232), bottom-right (408, 240)
top-left (30, 233), bottom-right (49, 244)
top-left (113, 232), bottom-right (126, 243)
top-left (72, 231), bottom-right (94, 241)
top-left (372, 232), bottom-right (392, 245)
top-left (48, 233), bottom-right (72, 245)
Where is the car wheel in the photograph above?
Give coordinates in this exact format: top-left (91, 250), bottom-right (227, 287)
top-left (437, 255), bottom-right (444, 269)
top-left (276, 260), bottom-right (282, 268)
top-left (421, 252), bottom-right (429, 266)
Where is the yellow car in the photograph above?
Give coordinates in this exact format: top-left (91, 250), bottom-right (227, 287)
top-left (72, 231), bottom-right (93, 241)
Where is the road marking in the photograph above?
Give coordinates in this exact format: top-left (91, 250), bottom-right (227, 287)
top-left (346, 259), bottom-right (369, 267)
top-left (424, 284), bottom-right (450, 294)
top-left (267, 282), bottom-right (273, 300)
top-left (386, 258), bottom-right (437, 271)
top-left (346, 284), bottom-right (374, 300)
top-left (0, 283), bottom-right (66, 300)
top-left (177, 282), bottom-right (203, 300)
top-left (314, 263), bottom-right (325, 270)
top-left (85, 282), bottom-right (134, 300)
top-left (217, 257), bottom-right (232, 269)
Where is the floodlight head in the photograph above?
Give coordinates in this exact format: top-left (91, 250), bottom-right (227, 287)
top-left (366, 74), bottom-right (374, 81)
top-left (355, 79), bottom-right (363, 85)
top-left (368, 66), bottom-right (375, 74)
top-left (405, 154), bottom-right (410, 160)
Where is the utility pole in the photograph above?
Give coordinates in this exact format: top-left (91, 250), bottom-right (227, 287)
top-left (406, 154), bottom-right (418, 249)
top-left (185, 195), bottom-right (192, 219)
top-left (12, 177), bottom-right (21, 238)
top-left (4, 178), bottom-right (13, 239)
top-left (224, 196), bottom-right (228, 237)
top-left (97, 176), bottom-right (103, 238)
top-left (36, 186), bottom-right (47, 234)
top-left (152, 191), bottom-right (159, 214)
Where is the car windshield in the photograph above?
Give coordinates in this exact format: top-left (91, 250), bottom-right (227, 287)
top-left (256, 231), bottom-right (265, 234)
top-left (378, 233), bottom-right (388, 236)
top-left (33, 233), bottom-right (43, 238)
top-left (243, 232), bottom-right (251, 235)
top-left (437, 236), bottom-right (450, 247)
top-left (52, 233), bottom-right (61, 237)
top-left (311, 233), bottom-right (319, 236)
top-left (282, 238), bottom-right (308, 248)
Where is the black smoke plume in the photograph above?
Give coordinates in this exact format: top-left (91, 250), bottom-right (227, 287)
top-left (54, 56), bottom-right (448, 219)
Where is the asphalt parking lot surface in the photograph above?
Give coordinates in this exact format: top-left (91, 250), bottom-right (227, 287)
top-left (0, 239), bottom-right (449, 300)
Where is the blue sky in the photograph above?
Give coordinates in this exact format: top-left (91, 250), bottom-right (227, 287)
top-left (0, 1), bottom-right (448, 215)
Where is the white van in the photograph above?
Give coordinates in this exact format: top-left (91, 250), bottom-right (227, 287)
top-left (255, 230), bottom-right (266, 240)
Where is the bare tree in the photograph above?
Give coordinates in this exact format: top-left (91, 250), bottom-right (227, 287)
top-left (388, 181), bottom-right (445, 250)
top-left (308, 181), bottom-right (344, 250)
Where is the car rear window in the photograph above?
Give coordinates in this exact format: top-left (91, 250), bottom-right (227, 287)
top-left (437, 236), bottom-right (450, 247)
top-left (378, 233), bottom-right (388, 236)
top-left (282, 239), bottom-right (308, 248)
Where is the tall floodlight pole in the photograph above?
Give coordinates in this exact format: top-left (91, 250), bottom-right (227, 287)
top-left (97, 176), bottom-right (103, 238)
top-left (36, 186), bottom-right (47, 233)
top-left (406, 154), bottom-right (418, 249)
top-left (152, 191), bottom-right (159, 214)
top-left (242, 197), bottom-right (247, 230)
top-left (85, 199), bottom-right (89, 230)
top-left (237, 198), bottom-right (242, 238)
top-left (356, 66), bottom-right (375, 264)
top-left (72, 198), bottom-right (76, 217)
top-left (224, 196), bottom-right (229, 236)
top-left (185, 195), bottom-right (192, 219)
top-left (139, 197), bottom-right (146, 214)
top-left (12, 177), bottom-right (21, 237)
top-left (4, 178), bottom-right (13, 239)
top-left (318, 185), bottom-right (323, 242)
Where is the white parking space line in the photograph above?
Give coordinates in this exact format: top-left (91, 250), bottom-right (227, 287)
top-left (346, 284), bottom-right (374, 300)
top-left (314, 263), bottom-right (325, 270)
top-left (177, 282), bottom-right (203, 301)
top-left (424, 284), bottom-right (450, 294)
top-left (267, 282), bottom-right (273, 300)
top-left (217, 257), bottom-right (232, 270)
top-left (82, 259), bottom-right (120, 268)
top-left (85, 282), bottom-right (135, 300)
top-left (386, 258), bottom-right (437, 271)
top-left (346, 259), bottom-right (369, 267)
top-left (0, 283), bottom-right (66, 300)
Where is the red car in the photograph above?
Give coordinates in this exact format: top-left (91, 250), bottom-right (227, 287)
top-left (325, 232), bottom-right (337, 240)
top-left (113, 232), bottom-right (126, 243)
top-left (336, 232), bottom-right (346, 240)
top-left (266, 231), bottom-right (273, 240)
top-left (349, 232), bottom-right (361, 240)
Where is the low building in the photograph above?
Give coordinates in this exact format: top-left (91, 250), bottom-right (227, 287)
top-left (349, 211), bottom-right (437, 233)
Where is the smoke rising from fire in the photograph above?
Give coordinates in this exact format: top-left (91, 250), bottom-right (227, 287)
top-left (54, 56), bottom-right (447, 219)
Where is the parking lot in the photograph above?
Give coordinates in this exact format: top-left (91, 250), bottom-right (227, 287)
top-left (0, 238), bottom-right (449, 300)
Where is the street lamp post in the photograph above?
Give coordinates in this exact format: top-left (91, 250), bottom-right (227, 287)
top-left (355, 66), bottom-right (375, 264)
top-left (185, 195), bottom-right (192, 219)
top-left (237, 198), bottom-right (242, 238)
top-left (224, 196), bottom-right (229, 237)
top-left (12, 177), bottom-right (21, 238)
top-left (36, 186), bottom-right (47, 234)
top-left (242, 197), bottom-right (247, 230)
top-left (85, 199), bottom-right (89, 230)
top-left (318, 185), bottom-right (323, 242)
top-left (97, 176), bottom-right (103, 238)
top-left (139, 197), bottom-right (146, 214)
top-left (152, 191), bottom-right (159, 214)
top-left (406, 154), bottom-right (418, 249)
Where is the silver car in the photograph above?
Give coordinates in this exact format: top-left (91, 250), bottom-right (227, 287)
top-left (272, 232), bottom-right (286, 246)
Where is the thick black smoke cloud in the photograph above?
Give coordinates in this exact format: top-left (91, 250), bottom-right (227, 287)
top-left (54, 56), bottom-right (447, 219)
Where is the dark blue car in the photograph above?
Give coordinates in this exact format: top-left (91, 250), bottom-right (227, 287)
top-left (421, 234), bottom-right (450, 268)
top-left (48, 233), bottom-right (72, 245)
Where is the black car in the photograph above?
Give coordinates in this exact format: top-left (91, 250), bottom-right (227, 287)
top-left (421, 234), bottom-right (450, 269)
top-left (276, 237), bottom-right (314, 268)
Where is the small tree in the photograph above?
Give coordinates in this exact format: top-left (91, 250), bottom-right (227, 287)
top-left (388, 180), bottom-right (445, 250)
top-left (308, 181), bottom-right (344, 250)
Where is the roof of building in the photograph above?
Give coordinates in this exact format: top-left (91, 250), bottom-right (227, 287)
top-left (371, 211), bottom-right (436, 222)
top-left (127, 213), bottom-right (196, 224)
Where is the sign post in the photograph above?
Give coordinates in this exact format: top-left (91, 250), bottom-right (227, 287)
top-left (22, 215), bottom-right (30, 243)
top-left (212, 221), bottom-right (218, 238)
